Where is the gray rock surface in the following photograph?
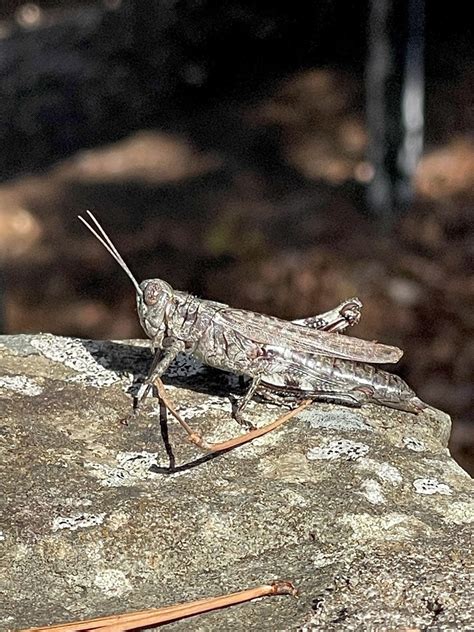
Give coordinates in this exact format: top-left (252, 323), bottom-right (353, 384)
top-left (0, 334), bottom-right (473, 631)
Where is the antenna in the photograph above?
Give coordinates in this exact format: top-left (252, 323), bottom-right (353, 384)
top-left (78, 211), bottom-right (143, 297)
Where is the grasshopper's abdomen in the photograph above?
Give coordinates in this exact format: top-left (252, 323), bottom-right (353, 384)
top-left (259, 348), bottom-right (426, 414)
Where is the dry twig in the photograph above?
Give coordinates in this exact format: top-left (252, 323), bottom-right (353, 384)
top-left (22, 580), bottom-right (298, 631)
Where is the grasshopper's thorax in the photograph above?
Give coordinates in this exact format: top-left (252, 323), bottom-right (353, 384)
top-left (137, 279), bottom-right (175, 343)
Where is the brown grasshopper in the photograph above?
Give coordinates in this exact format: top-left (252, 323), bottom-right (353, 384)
top-left (79, 212), bottom-right (427, 451)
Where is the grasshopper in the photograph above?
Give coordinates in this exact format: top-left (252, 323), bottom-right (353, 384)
top-left (79, 212), bottom-right (427, 451)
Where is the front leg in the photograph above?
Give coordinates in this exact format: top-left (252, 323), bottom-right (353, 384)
top-left (125, 337), bottom-right (185, 423)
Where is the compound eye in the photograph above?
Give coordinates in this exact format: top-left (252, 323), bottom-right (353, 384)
top-left (144, 282), bottom-right (160, 306)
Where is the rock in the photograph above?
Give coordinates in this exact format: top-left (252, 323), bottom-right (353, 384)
top-left (0, 334), bottom-right (473, 631)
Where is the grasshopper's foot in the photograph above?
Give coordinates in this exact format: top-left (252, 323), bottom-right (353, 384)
top-left (231, 398), bottom-right (256, 430)
top-left (234, 412), bottom-right (256, 431)
top-left (119, 382), bottom-right (154, 426)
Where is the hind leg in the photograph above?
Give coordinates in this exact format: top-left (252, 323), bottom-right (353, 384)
top-left (292, 297), bottom-right (362, 333)
top-left (257, 384), bottom-right (375, 409)
top-left (308, 386), bottom-right (375, 408)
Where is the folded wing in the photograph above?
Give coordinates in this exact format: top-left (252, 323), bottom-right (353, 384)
top-left (214, 309), bottom-right (403, 363)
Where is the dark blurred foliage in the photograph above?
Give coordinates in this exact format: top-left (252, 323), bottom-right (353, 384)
top-left (0, 0), bottom-right (345, 179)
top-left (0, 0), bottom-right (471, 180)
top-left (0, 1), bottom-right (472, 472)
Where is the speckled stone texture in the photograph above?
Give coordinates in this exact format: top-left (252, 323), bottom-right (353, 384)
top-left (0, 334), bottom-right (473, 631)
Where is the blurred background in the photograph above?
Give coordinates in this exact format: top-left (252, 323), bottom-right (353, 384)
top-left (0, 0), bottom-right (472, 473)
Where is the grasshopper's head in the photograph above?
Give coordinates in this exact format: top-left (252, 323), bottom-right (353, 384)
top-left (137, 278), bottom-right (174, 339)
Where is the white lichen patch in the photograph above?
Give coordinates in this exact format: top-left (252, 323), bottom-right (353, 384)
top-left (413, 478), bottom-right (452, 495)
top-left (0, 530), bottom-right (5, 542)
top-left (0, 375), bottom-right (43, 396)
top-left (94, 569), bottom-right (132, 597)
top-left (434, 500), bottom-right (474, 525)
top-left (52, 512), bottom-right (105, 532)
top-left (356, 458), bottom-right (403, 485)
top-left (303, 409), bottom-right (373, 433)
top-left (178, 395), bottom-right (233, 420)
top-left (340, 512), bottom-right (432, 542)
top-left (403, 436), bottom-right (426, 452)
top-left (85, 451), bottom-right (161, 487)
top-left (307, 439), bottom-right (369, 461)
top-left (375, 462), bottom-right (403, 483)
top-left (359, 479), bottom-right (386, 505)
top-left (30, 335), bottom-right (129, 388)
